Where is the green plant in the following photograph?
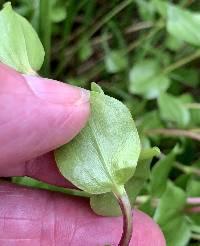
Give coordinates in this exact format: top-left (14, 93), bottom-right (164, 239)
top-left (0, 3), bottom-right (157, 245)
top-left (2, 0), bottom-right (200, 245)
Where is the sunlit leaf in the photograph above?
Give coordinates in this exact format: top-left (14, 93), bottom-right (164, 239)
top-left (0, 3), bottom-right (44, 74)
top-left (55, 83), bottom-right (141, 194)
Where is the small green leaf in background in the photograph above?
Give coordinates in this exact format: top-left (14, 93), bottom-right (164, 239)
top-left (154, 181), bottom-right (191, 246)
top-left (105, 50), bottom-right (127, 74)
top-left (171, 68), bottom-right (199, 88)
top-left (78, 38), bottom-right (92, 62)
top-left (187, 179), bottom-right (200, 198)
top-left (0, 2), bottom-right (44, 74)
top-left (90, 147), bottom-right (160, 216)
top-left (129, 60), bottom-right (170, 99)
top-left (165, 35), bottom-right (184, 51)
top-left (167, 4), bottom-right (200, 47)
top-left (138, 110), bottom-right (164, 133)
top-left (51, 0), bottom-right (67, 23)
top-left (55, 83), bottom-right (141, 194)
top-left (150, 146), bottom-right (179, 197)
top-left (158, 92), bottom-right (190, 127)
top-left (151, 0), bottom-right (167, 18)
top-left (135, 0), bottom-right (156, 21)
top-left (186, 179), bottom-right (200, 226)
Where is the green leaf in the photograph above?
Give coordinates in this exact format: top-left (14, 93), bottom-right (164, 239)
top-left (165, 35), bottom-right (184, 51)
top-left (138, 110), bottom-right (164, 132)
top-left (187, 179), bottom-right (200, 197)
top-left (152, 0), bottom-right (167, 18)
top-left (79, 38), bottom-right (92, 62)
top-left (171, 68), bottom-right (199, 87)
top-left (55, 83), bottom-right (141, 194)
top-left (154, 181), bottom-right (191, 246)
top-left (51, 0), bottom-right (67, 23)
top-left (0, 3), bottom-right (44, 74)
top-left (90, 147), bottom-right (159, 216)
top-left (135, 0), bottom-right (156, 21)
top-left (91, 82), bottom-right (104, 94)
top-left (158, 92), bottom-right (190, 127)
top-left (186, 179), bottom-right (200, 225)
top-left (139, 198), bottom-right (155, 217)
top-left (129, 60), bottom-right (170, 99)
top-left (167, 4), bottom-right (200, 47)
top-left (150, 146), bottom-right (179, 197)
top-left (105, 50), bottom-right (127, 74)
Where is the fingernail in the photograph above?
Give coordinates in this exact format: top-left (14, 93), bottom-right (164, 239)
top-left (23, 75), bottom-right (90, 106)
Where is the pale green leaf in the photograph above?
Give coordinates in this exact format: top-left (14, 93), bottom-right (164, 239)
top-left (91, 82), bottom-right (104, 94)
top-left (158, 92), bottom-right (190, 127)
top-left (105, 50), bottom-right (127, 74)
top-left (55, 84), bottom-right (141, 194)
top-left (167, 5), bottom-right (200, 47)
top-left (129, 60), bottom-right (170, 99)
top-left (79, 38), bottom-right (92, 62)
top-left (51, 0), bottom-right (67, 23)
top-left (0, 3), bottom-right (44, 74)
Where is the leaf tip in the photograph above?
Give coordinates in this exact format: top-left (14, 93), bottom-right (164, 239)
top-left (3, 2), bottom-right (12, 10)
top-left (91, 82), bottom-right (104, 94)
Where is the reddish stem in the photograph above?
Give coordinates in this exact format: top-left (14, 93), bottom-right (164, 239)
top-left (187, 197), bottom-right (200, 205)
top-left (185, 206), bottom-right (200, 213)
top-left (114, 188), bottom-right (133, 246)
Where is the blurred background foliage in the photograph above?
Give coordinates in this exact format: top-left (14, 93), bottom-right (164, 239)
top-left (3, 0), bottom-right (200, 245)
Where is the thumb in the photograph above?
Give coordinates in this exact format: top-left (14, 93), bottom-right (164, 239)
top-left (0, 63), bottom-right (90, 174)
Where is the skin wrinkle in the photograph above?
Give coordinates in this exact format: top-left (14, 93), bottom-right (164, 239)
top-left (0, 64), bottom-right (34, 96)
top-left (42, 106), bottom-right (75, 149)
top-left (67, 209), bottom-right (78, 246)
top-left (0, 217), bottom-right (38, 222)
top-left (53, 195), bottom-right (77, 245)
top-left (39, 192), bottom-right (52, 246)
top-left (52, 199), bottom-right (56, 246)
top-left (0, 107), bottom-right (27, 127)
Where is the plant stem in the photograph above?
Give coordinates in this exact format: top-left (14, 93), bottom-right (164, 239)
top-left (146, 128), bottom-right (200, 141)
top-left (114, 187), bottom-right (133, 246)
top-left (174, 162), bottom-right (200, 176)
top-left (88, 0), bottom-right (133, 38)
top-left (187, 197), bottom-right (200, 205)
top-left (191, 233), bottom-right (200, 241)
top-left (136, 195), bottom-right (200, 205)
top-left (12, 177), bottom-right (91, 198)
top-left (184, 103), bottom-right (200, 109)
top-left (163, 49), bottom-right (200, 74)
top-left (39, 0), bottom-right (52, 76)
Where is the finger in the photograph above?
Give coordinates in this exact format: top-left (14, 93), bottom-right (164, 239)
top-left (0, 182), bottom-right (166, 246)
top-left (25, 152), bottom-right (75, 188)
top-left (0, 63), bottom-right (90, 176)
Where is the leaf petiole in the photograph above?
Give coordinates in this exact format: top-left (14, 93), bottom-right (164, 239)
top-left (114, 187), bottom-right (133, 246)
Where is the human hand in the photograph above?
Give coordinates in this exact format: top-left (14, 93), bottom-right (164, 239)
top-left (0, 63), bottom-right (165, 245)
